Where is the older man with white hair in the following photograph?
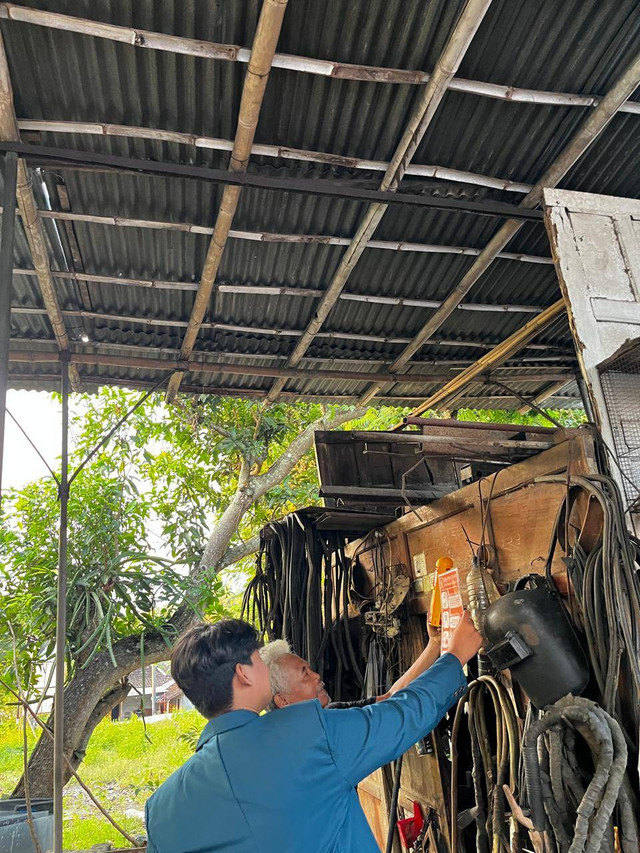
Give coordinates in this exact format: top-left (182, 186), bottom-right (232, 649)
top-left (261, 626), bottom-right (442, 711)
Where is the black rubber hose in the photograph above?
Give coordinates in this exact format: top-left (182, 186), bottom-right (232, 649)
top-left (384, 754), bottom-right (404, 853)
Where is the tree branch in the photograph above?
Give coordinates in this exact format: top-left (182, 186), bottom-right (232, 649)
top-left (220, 534), bottom-right (261, 569)
top-left (252, 406), bottom-right (367, 497)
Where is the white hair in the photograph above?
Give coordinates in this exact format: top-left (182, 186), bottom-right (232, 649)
top-left (259, 639), bottom-right (293, 700)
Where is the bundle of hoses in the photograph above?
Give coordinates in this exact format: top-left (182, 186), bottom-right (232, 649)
top-left (450, 676), bottom-right (521, 853)
top-left (242, 510), bottom-right (364, 700)
top-left (536, 472), bottom-right (640, 831)
top-left (535, 473), bottom-right (640, 754)
top-left (522, 695), bottom-right (636, 853)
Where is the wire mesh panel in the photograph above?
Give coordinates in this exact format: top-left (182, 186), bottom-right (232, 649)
top-left (599, 341), bottom-right (640, 510)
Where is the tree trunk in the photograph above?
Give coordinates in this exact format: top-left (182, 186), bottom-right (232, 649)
top-left (13, 631), bottom-right (170, 798)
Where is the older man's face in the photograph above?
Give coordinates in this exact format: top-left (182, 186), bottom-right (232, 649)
top-left (274, 653), bottom-right (331, 708)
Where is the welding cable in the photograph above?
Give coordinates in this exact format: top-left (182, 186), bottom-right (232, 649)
top-left (450, 676), bottom-right (520, 853)
top-left (522, 696), bottom-right (633, 853)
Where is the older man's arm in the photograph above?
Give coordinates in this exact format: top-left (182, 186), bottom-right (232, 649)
top-left (383, 624), bottom-right (441, 699)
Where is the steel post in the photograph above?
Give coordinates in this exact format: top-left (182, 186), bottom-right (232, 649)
top-left (53, 356), bottom-right (69, 853)
top-left (0, 150), bottom-right (18, 505)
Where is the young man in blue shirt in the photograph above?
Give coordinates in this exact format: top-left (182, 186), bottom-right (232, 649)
top-left (145, 613), bottom-right (481, 852)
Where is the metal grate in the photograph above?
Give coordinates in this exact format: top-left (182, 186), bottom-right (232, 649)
top-left (599, 341), bottom-right (640, 510)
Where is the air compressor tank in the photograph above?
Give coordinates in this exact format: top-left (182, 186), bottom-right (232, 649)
top-left (483, 575), bottom-right (589, 708)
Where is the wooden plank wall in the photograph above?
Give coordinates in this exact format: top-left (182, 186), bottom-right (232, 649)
top-left (346, 428), bottom-right (599, 850)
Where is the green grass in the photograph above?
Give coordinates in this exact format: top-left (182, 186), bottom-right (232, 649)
top-left (0, 709), bottom-right (205, 849)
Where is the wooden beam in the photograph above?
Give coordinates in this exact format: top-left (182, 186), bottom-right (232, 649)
top-left (408, 299), bottom-right (567, 415)
top-left (17, 119), bottom-right (534, 196)
top-left (265, 0), bottom-right (494, 403)
top-left (7, 371), bottom-right (578, 406)
top-left (1, 4), bottom-right (639, 114)
top-left (7, 336), bottom-right (575, 367)
top-left (0, 34), bottom-right (80, 388)
top-left (318, 485), bottom-right (456, 503)
top-left (356, 50), bottom-right (640, 406)
top-left (333, 430), bottom-right (553, 453)
top-left (7, 349), bottom-right (575, 386)
top-left (5, 208), bottom-right (552, 265)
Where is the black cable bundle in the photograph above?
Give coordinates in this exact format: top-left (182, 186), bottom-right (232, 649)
top-left (242, 511), bottom-right (365, 700)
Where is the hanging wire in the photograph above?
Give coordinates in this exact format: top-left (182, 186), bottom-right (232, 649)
top-left (5, 408), bottom-right (60, 485)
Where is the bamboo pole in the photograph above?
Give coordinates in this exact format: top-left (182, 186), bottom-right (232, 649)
top-left (166, 0), bottom-right (289, 401)
top-left (407, 299), bottom-right (567, 415)
top-left (4, 208), bottom-right (552, 264)
top-left (12, 266), bottom-right (544, 313)
top-left (10, 305), bottom-right (562, 351)
top-left (16, 119), bottom-right (534, 195)
top-left (2, 4), bottom-right (639, 114)
top-left (265, 0), bottom-right (494, 403)
top-left (0, 33), bottom-right (80, 388)
top-left (517, 380), bottom-right (570, 415)
top-left (7, 349), bottom-right (574, 385)
top-left (356, 50), bottom-right (640, 407)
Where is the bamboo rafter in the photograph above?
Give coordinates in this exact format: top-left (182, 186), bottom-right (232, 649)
top-left (1, 4), bottom-right (639, 115)
top-left (517, 380), bottom-right (571, 415)
top-left (3, 207), bottom-right (552, 265)
top-left (265, 0), bottom-right (494, 403)
top-left (12, 267), bottom-right (545, 315)
top-left (0, 33), bottom-right (81, 389)
top-left (165, 0), bottom-right (289, 401)
top-left (409, 299), bottom-right (568, 414)
top-left (10, 305), bottom-right (563, 351)
top-left (16, 119), bottom-right (534, 195)
top-left (8, 338), bottom-right (574, 368)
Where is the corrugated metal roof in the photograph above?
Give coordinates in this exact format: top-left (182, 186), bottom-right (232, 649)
top-left (5, 0), bottom-right (639, 407)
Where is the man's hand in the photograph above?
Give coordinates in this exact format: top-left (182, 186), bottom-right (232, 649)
top-left (426, 622), bottom-right (442, 641)
top-left (447, 611), bottom-right (482, 666)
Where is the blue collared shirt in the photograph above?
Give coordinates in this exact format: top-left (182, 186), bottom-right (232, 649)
top-left (145, 653), bottom-right (466, 853)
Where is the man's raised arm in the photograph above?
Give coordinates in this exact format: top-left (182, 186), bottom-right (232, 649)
top-left (318, 612), bottom-right (481, 787)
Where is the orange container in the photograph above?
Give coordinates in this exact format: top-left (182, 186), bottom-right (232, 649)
top-left (427, 556), bottom-right (454, 627)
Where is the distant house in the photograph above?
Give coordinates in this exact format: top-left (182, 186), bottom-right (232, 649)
top-left (111, 666), bottom-right (173, 719)
top-left (157, 680), bottom-right (194, 713)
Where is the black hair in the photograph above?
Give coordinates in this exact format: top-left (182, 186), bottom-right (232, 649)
top-left (171, 619), bottom-right (262, 718)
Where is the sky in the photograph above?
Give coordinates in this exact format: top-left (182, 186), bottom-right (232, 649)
top-left (2, 389), bottom-right (62, 490)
